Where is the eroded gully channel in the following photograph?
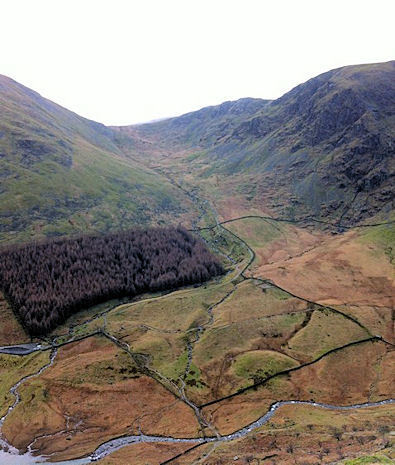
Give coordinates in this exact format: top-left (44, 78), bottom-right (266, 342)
top-left (0, 177), bottom-right (394, 463)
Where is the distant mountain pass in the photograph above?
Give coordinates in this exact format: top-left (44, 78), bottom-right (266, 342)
top-left (121, 61), bottom-right (395, 226)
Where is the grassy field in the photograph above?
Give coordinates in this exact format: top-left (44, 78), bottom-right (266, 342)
top-left (231, 350), bottom-right (298, 382)
top-left (0, 350), bottom-right (49, 417)
top-left (0, 293), bottom-right (28, 345)
top-left (358, 221), bottom-right (395, 264)
top-left (202, 339), bottom-right (393, 435)
top-left (342, 455), bottom-right (393, 464)
top-left (171, 404), bottom-right (394, 465)
top-left (2, 336), bottom-right (200, 461)
top-left (285, 309), bottom-right (369, 361)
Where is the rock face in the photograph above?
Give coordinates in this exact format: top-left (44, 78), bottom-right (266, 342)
top-left (220, 62), bottom-right (394, 224)
top-left (127, 61), bottom-right (394, 226)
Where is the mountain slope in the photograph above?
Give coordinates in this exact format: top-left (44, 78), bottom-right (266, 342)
top-left (114, 97), bottom-right (270, 157)
top-left (123, 61), bottom-right (395, 226)
top-left (0, 76), bottom-right (191, 244)
top-left (1, 62), bottom-right (393, 245)
top-left (0, 65), bottom-right (393, 465)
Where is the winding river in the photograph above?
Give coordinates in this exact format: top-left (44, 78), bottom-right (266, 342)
top-left (0, 196), bottom-right (393, 463)
top-left (0, 355), bottom-right (393, 465)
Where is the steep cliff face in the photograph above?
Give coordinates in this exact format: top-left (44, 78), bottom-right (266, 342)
top-left (231, 62), bottom-right (394, 151)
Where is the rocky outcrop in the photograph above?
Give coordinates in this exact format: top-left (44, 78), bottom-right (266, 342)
top-left (196, 61), bottom-right (395, 225)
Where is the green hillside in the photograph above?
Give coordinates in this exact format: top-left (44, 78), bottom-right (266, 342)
top-left (0, 75), bottom-right (191, 244)
top-left (2, 62), bottom-right (392, 245)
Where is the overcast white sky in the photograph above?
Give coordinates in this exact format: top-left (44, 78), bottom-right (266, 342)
top-left (2, 0), bottom-right (394, 125)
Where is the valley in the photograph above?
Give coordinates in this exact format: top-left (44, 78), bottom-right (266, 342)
top-left (0, 177), bottom-right (393, 464)
top-left (0, 61), bottom-right (394, 464)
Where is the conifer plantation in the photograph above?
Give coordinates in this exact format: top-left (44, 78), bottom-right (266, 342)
top-left (0, 227), bottom-right (224, 335)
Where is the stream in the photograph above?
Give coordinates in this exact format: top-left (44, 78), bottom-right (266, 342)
top-left (0, 344), bottom-right (47, 356)
top-left (0, 379), bottom-right (393, 465)
top-left (0, 192), bottom-right (393, 463)
top-left (0, 348), bottom-right (58, 463)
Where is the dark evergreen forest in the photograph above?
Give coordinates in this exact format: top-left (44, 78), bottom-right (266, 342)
top-left (0, 227), bottom-right (223, 335)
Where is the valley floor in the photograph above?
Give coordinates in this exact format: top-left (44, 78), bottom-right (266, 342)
top-left (0, 155), bottom-right (394, 465)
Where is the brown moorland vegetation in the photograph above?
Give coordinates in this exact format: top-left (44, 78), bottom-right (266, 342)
top-left (169, 404), bottom-right (395, 465)
top-left (2, 336), bottom-right (201, 460)
top-left (0, 292), bottom-right (28, 345)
